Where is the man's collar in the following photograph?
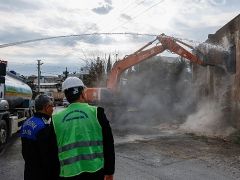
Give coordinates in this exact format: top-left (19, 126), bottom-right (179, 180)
top-left (34, 112), bottom-right (51, 124)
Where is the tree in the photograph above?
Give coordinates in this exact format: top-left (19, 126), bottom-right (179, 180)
top-left (106, 54), bottom-right (112, 75)
top-left (84, 57), bottom-right (106, 87)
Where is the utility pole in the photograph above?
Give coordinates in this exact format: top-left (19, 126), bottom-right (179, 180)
top-left (63, 67), bottom-right (69, 79)
top-left (37, 60), bottom-right (43, 94)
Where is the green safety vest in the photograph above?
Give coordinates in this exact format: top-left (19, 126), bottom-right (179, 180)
top-left (52, 103), bottom-right (104, 177)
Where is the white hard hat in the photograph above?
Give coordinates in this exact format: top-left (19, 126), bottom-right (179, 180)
top-left (62, 77), bottom-right (86, 91)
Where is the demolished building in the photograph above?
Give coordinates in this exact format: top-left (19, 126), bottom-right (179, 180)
top-left (192, 14), bottom-right (240, 130)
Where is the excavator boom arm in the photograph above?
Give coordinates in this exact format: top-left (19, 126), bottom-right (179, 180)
top-left (85, 34), bottom-right (209, 103)
top-left (157, 35), bottom-right (206, 66)
top-left (107, 34), bottom-right (207, 92)
top-left (107, 44), bottom-right (166, 91)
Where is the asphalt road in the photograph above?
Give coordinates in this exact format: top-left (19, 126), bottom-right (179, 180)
top-left (1, 107), bottom-right (240, 180)
top-left (1, 131), bottom-right (240, 180)
top-left (114, 132), bottom-right (240, 180)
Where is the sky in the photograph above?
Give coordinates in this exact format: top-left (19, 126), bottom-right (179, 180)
top-left (0, 0), bottom-right (239, 76)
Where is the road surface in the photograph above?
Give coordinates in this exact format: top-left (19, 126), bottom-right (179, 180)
top-left (1, 107), bottom-right (240, 180)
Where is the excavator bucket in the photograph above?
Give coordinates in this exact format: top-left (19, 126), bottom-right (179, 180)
top-left (195, 43), bottom-right (236, 74)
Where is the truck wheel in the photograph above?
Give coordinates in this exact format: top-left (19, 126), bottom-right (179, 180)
top-left (0, 120), bottom-right (8, 152)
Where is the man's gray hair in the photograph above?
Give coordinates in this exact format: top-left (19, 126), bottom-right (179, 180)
top-left (35, 94), bottom-right (52, 111)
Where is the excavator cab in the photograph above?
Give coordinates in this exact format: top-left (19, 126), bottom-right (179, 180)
top-left (85, 87), bottom-right (113, 106)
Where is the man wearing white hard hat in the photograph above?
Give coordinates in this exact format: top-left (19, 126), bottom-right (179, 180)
top-left (52, 77), bottom-right (115, 180)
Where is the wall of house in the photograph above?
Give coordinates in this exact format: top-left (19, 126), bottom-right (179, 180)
top-left (192, 14), bottom-right (240, 129)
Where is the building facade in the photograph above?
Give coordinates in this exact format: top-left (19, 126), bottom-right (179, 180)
top-left (193, 14), bottom-right (240, 129)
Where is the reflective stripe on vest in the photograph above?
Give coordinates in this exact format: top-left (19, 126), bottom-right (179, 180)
top-left (60, 152), bottom-right (103, 166)
top-left (58, 140), bottom-right (103, 153)
top-left (52, 103), bottom-right (104, 177)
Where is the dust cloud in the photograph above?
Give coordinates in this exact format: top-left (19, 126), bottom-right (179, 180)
top-left (112, 50), bottom-right (236, 138)
top-left (175, 37), bottom-right (230, 52)
top-left (180, 64), bottom-right (237, 138)
top-left (112, 56), bottom-right (196, 134)
top-left (180, 101), bottom-right (236, 138)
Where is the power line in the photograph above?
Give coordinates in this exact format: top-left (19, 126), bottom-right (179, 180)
top-left (110, 0), bottom-right (165, 32)
top-left (115, 0), bottom-right (146, 16)
top-left (103, 0), bottom-right (148, 33)
top-left (132, 0), bottom-right (165, 21)
top-left (0, 32), bottom-right (158, 49)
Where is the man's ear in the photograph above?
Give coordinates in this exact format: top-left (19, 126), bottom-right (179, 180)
top-left (44, 105), bottom-right (50, 112)
top-left (80, 90), bottom-right (86, 101)
top-left (81, 92), bottom-right (85, 99)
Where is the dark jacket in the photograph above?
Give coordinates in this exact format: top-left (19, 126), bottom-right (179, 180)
top-left (20, 112), bottom-right (59, 180)
top-left (56, 106), bottom-right (115, 180)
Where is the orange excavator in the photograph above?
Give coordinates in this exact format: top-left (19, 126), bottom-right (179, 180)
top-left (84, 34), bottom-right (214, 104)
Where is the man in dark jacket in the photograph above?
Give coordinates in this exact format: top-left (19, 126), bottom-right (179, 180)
top-left (20, 94), bottom-right (59, 180)
top-left (52, 77), bottom-right (115, 180)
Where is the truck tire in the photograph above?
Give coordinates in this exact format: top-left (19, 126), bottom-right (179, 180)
top-left (0, 120), bottom-right (8, 152)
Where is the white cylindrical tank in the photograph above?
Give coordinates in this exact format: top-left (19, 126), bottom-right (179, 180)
top-left (4, 72), bottom-right (32, 109)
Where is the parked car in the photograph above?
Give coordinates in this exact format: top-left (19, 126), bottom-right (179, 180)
top-left (62, 97), bottom-right (69, 107)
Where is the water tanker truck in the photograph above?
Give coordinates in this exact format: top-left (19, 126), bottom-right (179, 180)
top-left (0, 60), bottom-right (34, 151)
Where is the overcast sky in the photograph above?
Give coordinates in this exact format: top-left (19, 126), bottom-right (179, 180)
top-left (0, 0), bottom-right (239, 76)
